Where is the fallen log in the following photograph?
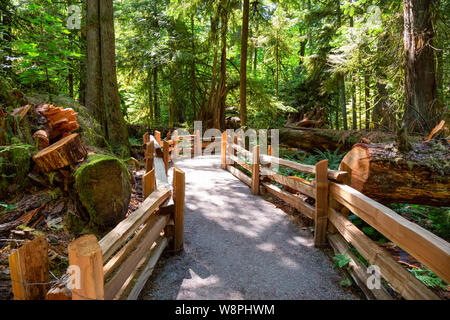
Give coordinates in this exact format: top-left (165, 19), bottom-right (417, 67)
top-left (32, 133), bottom-right (87, 173)
top-left (279, 127), bottom-right (396, 152)
top-left (339, 140), bottom-right (450, 206)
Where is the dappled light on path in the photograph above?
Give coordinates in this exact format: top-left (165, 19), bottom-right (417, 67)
top-left (142, 156), bottom-right (357, 300)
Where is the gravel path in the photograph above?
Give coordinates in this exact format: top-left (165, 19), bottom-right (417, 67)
top-left (141, 156), bottom-right (357, 300)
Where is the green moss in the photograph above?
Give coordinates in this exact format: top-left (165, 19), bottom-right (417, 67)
top-left (74, 154), bottom-right (130, 229)
top-left (65, 211), bottom-right (85, 236)
top-left (0, 143), bottom-right (33, 197)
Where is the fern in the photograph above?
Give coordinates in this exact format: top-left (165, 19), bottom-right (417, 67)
top-left (409, 268), bottom-right (448, 289)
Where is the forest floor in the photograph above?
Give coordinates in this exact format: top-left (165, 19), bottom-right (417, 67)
top-left (140, 156), bottom-right (358, 300)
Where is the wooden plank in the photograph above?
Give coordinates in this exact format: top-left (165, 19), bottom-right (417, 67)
top-left (221, 131), bottom-right (227, 169)
top-left (68, 235), bottom-right (104, 300)
top-left (314, 159), bottom-right (328, 247)
top-left (173, 130), bottom-right (179, 159)
top-left (262, 182), bottom-right (315, 219)
top-left (227, 165), bottom-right (252, 186)
top-left (173, 167), bottom-right (185, 252)
top-left (154, 157), bottom-right (169, 189)
top-left (126, 236), bottom-right (168, 300)
top-left (195, 130), bottom-right (202, 157)
top-left (143, 132), bottom-right (149, 144)
top-left (154, 130), bottom-right (161, 147)
top-left (328, 233), bottom-right (393, 300)
top-left (330, 182), bottom-right (450, 284)
top-left (260, 167), bottom-right (315, 198)
top-left (328, 207), bottom-right (440, 300)
top-left (163, 140), bottom-right (169, 175)
top-left (251, 145), bottom-right (260, 195)
top-left (104, 214), bottom-right (169, 300)
top-left (99, 187), bottom-right (171, 261)
top-left (229, 154), bottom-right (251, 171)
top-left (143, 168), bottom-right (156, 198)
top-left (260, 154), bottom-right (348, 182)
top-left (9, 236), bottom-right (49, 300)
top-left (145, 141), bottom-right (155, 173)
top-left (231, 143), bottom-right (252, 159)
top-left (103, 212), bottom-right (165, 279)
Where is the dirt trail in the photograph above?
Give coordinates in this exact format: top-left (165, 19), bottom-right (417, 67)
top-left (141, 156), bottom-right (357, 300)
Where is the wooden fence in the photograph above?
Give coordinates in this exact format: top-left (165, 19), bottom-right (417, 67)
top-left (221, 131), bottom-right (450, 300)
top-left (9, 134), bottom-right (185, 300)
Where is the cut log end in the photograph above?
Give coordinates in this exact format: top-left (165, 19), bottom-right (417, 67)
top-left (340, 142), bottom-right (450, 206)
top-left (32, 133), bottom-right (87, 173)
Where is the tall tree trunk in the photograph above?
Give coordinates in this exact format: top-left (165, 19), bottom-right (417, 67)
top-left (307, 0), bottom-right (313, 55)
top-left (351, 76), bottom-right (357, 130)
top-left (191, 14), bottom-right (197, 120)
top-left (364, 72), bottom-right (370, 129)
top-left (336, 0), bottom-right (347, 130)
top-left (335, 88), bottom-right (339, 130)
top-left (403, 0), bottom-right (439, 133)
top-left (78, 30), bottom-right (86, 105)
top-left (214, 5), bottom-right (229, 130)
top-left (86, 0), bottom-right (104, 132)
top-left (99, 0), bottom-right (129, 153)
top-left (339, 74), bottom-right (347, 130)
top-left (239, 0), bottom-right (250, 127)
top-left (147, 69), bottom-right (153, 125)
top-left (86, 0), bottom-right (129, 154)
top-left (153, 64), bottom-right (159, 120)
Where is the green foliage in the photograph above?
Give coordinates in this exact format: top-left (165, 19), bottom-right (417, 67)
top-left (408, 268), bottom-right (448, 290)
top-left (333, 253), bottom-right (351, 269)
top-left (391, 204), bottom-right (450, 242)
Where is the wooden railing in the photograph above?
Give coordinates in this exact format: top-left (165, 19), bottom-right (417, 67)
top-left (221, 132), bottom-right (450, 300)
top-left (9, 134), bottom-right (185, 300)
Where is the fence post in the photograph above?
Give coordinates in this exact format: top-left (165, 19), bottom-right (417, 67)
top-left (173, 130), bottom-right (179, 159)
top-left (68, 234), bottom-right (104, 300)
top-left (154, 130), bottom-right (161, 147)
top-left (143, 168), bottom-right (156, 198)
top-left (314, 159), bottom-right (329, 247)
top-left (251, 145), bottom-right (260, 195)
top-left (195, 129), bottom-right (202, 157)
top-left (9, 235), bottom-right (49, 300)
top-left (145, 141), bottom-right (154, 173)
top-left (173, 167), bottom-right (185, 252)
top-left (163, 140), bottom-right (169, 175)
top-left (221, 131), bottom-right (227, 169)
top-left (143, 132), bottom-right (149, 144)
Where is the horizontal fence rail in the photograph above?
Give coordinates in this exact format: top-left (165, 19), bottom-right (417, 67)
top-left (220, 131), bottom-right (449, 300)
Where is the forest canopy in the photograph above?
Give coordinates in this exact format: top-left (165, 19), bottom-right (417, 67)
top-left (0, 0), bottom-right (448, 140)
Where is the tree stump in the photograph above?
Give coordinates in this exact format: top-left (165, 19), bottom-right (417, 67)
top-left (32, 133), bottom-right (87, 173)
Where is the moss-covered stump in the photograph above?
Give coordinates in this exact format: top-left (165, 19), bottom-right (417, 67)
top-left (0, 142), bottom-right (33, 198)
top-left (74, 154), bottom-right (131, 229)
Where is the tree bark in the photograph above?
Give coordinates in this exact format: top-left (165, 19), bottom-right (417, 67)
top-left (239, 0), bottom-right (250, 127)
top-left (99, 0), bottom-right (129, 153)
top-left (403, 0), bottom-right (439, 133)
top-left (279, 126), bottom-right (397, 153)
top-left (364, 72), bottom-right (370, 129)
top-left (339, 141), bottom-right (450, 206)
top-left (191, 14), bottom-right (197, 120)
top-left (86, 0), bottom-right (104, 131)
